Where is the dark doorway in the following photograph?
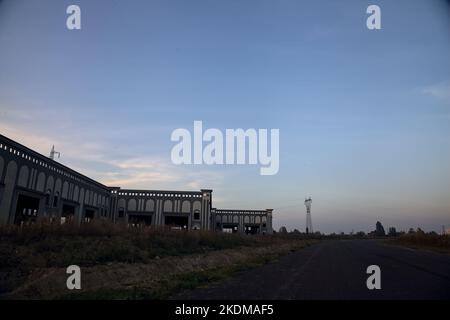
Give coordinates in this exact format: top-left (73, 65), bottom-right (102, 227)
top-left (61, 204), bottom-right (76, 224)
top-left (14, 194), bottom-right (40, 225)
top-left (129, 214), bottom-right (152, 227)
top-left (83, 209), bottom-right (95, 223)
top-left (222, 224), bottom-right (239, 233)
top-left (164, 215), bottom-right (188, 230)
top-left (245, 225), bottom-right (260, 235)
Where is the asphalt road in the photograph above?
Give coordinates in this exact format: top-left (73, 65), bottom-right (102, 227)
top-left (173, 240), bottom-right (450, 300)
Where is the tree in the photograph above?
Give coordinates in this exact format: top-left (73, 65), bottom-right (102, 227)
top-left (356, 231), bottom-right (366, 238)
top-left (375, 221), bottom-right (386, 237)
top-left (279, 226), bottom-right (288, 234)
top-left (388, 227), bottom-right (397, 237)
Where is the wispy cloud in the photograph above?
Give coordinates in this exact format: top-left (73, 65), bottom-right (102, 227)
top-left (422, 82), bottom-right (450, 102)
top-left (97, 157), bottom-right (224, 190)
top-left (0, 102), bottom-right (224, 191)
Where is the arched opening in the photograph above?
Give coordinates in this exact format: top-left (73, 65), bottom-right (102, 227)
top-left (53, 191), bottom-right (59, 208)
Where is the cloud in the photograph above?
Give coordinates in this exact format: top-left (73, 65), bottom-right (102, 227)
top-left (96, 157), bottom-right (224, 190)
top-left (0, 102), bottom-right (224, 191)
top-left (422, 82), bottom-right (450, 102)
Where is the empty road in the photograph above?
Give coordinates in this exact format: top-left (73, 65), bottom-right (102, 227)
top-left (173, 240), bottom-right (450, 300)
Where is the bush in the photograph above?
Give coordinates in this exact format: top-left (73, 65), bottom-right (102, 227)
top-left (391, 232), bottom-right (450, 249)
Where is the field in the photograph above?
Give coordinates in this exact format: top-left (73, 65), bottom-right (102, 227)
top-left (387, 232), bottom-right (450, 254)
top-left (0, 220), bottom-right (314, 299)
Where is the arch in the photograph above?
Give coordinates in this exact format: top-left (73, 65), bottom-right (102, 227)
top-left (36, 172), bottom-right (46, 192)
top-left (6, 161), bottom-right (18, 179)
top-left (17, 165), bottom-right (29, 187)
top-left (128, 199), bottom-right (137, 212)
top-left (255, 216), bottom-right (261, 224)
top-left (45, 175), bottom-right (54, 194)
top-left (54, 178), bottom-right (62, 194)
top-left (145, 199), bottom-right (155, 212)
top-left (117, 199), bottom-right (125, 218)
top-left (181, 200), bottom-right (191, 213)
top-left (0, 160), bottom-right (18, 223)
top-left (53, 191), bottom-right (60, 208)
top-left (192, 200), bottom-right (201, 213)
top-left (118, 198), bottom-right (126, 209)
top-left (84, 190), bottom-right (90, 204)
top-left (79, 188), bottom-right (85, 207)
top-left (45, 189), bottom-right (51, 207)
top-left (233, 215), bottom-right (239, 223)
top-left (0, 155), bottom-right (4, 181)
top-left (244, 216), bottom-right (250, 223)
top-left (73, 185), bottom-right (79, 202)
top-left (93, 193), bottom-right (98, 207)
top-left (62, 181), bottom-right (69, 199)
top-left (163, 200), bottom-right (173, 212)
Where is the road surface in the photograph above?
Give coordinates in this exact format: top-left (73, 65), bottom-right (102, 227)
top-left (173, 240), bottom-right (450, 300)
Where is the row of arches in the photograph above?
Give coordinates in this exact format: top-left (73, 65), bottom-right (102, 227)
top-left (216, 214), bottom-right (267, 225)
top-left (0, 158), bottom-right (110, 210)
top-left (117, 198), bottom-right (202, 214)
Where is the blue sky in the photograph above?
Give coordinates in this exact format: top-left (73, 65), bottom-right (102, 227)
top-left (0, 0), bottom-right (449, 233)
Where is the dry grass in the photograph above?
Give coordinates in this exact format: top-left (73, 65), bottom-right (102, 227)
top-left (0, 220), bottom-right (313, 299)
top-left (387, 232), bottom-right (450, 253)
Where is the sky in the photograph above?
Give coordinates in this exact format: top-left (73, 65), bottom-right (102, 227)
top-left (0, 0), bottom-right (449, 233)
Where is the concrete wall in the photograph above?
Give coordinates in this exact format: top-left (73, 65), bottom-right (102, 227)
top-left (111, 189), bottom-right (213, 231)
top-left (0, 135), bottom-right (112, 225)
top-left (212, 208), bottom-right (273, 234)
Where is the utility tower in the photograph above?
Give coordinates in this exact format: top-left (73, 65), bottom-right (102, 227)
top-left (304, 197), bottom-right (313, 234)
top-left (49, 145), bottom-right (60, 160)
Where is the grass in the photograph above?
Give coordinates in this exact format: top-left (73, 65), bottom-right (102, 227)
top-left (57, 246), bottom-right (303, 300)
top-left (0, 220), bottom-right (314, 299)
top-left (386, 232), bottom-right (450, 254)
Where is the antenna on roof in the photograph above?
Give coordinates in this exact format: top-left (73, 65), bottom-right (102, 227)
top-left (49, 145), bottom-right (60, 160)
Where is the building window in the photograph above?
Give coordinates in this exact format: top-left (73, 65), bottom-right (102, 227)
top-left (118, 207), bottom-right (124, 218)
top-left (45, 190), bottom-right (51, 206)
top-left (194, 209), bottom-right (200, 220)
top-left (53, 192), bottom-right (59, 208)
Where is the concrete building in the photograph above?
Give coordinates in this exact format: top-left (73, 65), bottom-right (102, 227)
top-left (212, 209), bottom-right (273, 235)
top-left (0, 134), bottom-right (273, 234)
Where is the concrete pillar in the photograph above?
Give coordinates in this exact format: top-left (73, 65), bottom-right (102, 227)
top-left (0, 160), bottom-right (18, 224)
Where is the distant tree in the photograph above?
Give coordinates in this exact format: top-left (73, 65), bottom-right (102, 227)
top-left (375, 221), bottom-right (386, 237)
top-left (292, 229), bottom-right (300, 234)
top-left (408, 228), bottom-right (415, 234)
top-left (388, 227), bottom-right (397, 237)
top-left (416, 228), bottom-right (425, 235)
top-left (356, 231), bottom-right (366, 238)
top-left (279, 226), bottom-right (288, 234)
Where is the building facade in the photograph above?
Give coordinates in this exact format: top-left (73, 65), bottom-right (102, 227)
top-left (0, 134), bottom-right (273, 234)
top-left (212, 209), bottom-right (273, 234)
